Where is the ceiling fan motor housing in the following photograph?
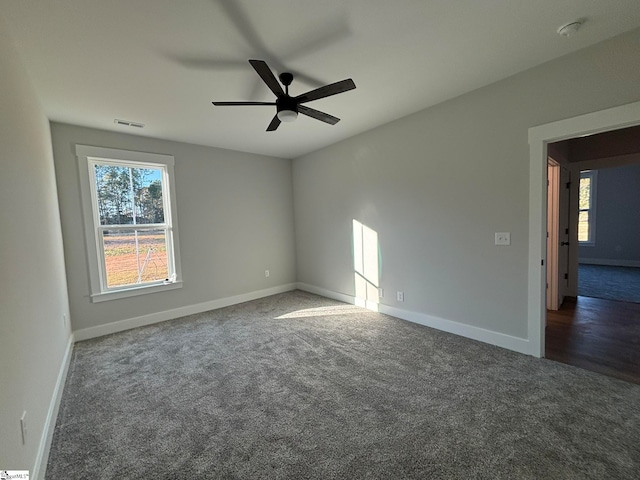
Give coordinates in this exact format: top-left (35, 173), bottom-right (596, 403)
top-left (277, 95), bottom-right (298, 115)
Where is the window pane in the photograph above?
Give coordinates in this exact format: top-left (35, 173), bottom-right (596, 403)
top-left (94, 164), bottom-right (164, 225)
top-left (134, 168), bottom-right (165, 224)
top-left (102, 229), bottom-right (169, 288)
top-left (579, 177), bottom-right (591, 210)
top-left (578, 211), bottom-right (589, 242)
top-left (94, 165), bottom-right (131, 225)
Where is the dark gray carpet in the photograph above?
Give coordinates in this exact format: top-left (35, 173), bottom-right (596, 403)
top-left (579, 264), bottom-right (640, 303)
top-left (47, 290), bottom-right (640, 479)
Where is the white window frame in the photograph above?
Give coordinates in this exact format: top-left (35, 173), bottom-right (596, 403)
top-left (578, 169), bottom-right (597, 246)
top-left (76, 145), bottom-right (182, 302)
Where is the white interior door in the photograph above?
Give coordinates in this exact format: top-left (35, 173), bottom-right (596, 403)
top-left (547, 161), bottom-right (559, 310)
top-left (557, 166), bottom-right (571, 306)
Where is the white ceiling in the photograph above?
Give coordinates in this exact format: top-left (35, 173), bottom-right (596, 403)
top-left (4, 0), bottom-right (640, 159)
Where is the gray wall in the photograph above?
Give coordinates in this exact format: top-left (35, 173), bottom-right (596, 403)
top-left (293, 28), bottom-right (640, 340)
top-left (579, 163), bottom-right (640, 264)
top-left (0, 22), bottom-right (71, 472)
top-left (51, 123), bottom-right (296, 332)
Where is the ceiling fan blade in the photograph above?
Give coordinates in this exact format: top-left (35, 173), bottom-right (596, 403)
top-left (249, 60), bottom-right (284, 97)
top-left (298, 105), bottom-right (340, 125)
top-left (168, 55), bottom-right (247, 70)
top-left (212, 101), bottom-right (275, 106)
top-left (219, 0), bottom-right (270, 57)
top-left (295, 78), bottom-right (356, 104)
top-left (282, 16), bottom-right (351, 64)
top-left (266, 115), bottom-right (281, 131)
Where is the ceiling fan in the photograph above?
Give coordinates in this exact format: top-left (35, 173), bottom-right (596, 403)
top-left (212, 59), bottom-right (356, 131)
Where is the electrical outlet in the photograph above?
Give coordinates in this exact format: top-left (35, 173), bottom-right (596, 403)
top-left (264, 270), bottom-right (270, 278)
top-left (378, 288), bottom-right (384, 298)
top-left (495, 232), bottom-right (511, 246)
top-left (397, 291), bottom-right (404, 302)
top-left (20, 411), bottom-right (27, 445)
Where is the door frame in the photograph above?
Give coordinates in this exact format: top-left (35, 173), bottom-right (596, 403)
top-left (527, 100), bottom-right (640, 358)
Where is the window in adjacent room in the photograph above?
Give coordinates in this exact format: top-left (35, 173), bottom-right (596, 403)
top-left (76, 145), bottom-right (182, 302)
top-left (578, 170), bottom-right (597, 245)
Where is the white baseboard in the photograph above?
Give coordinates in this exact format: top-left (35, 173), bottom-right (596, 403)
top-left (296, 282), bottom-right (531, 356)
top-left (73, 283), bottom-right (298, 342)
top-left (579, 258), bottom-right (640, 268)
top-left (296, 282), bottom-right (356, 305)
top-left (377, 304), bottom-right (531, 355)
top-left (34, 333), bottom-right (74, 480)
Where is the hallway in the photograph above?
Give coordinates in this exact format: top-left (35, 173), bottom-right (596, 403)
top-left (546, 296), bottom-right (640, 384)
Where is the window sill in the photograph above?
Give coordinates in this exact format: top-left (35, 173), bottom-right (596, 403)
top-left (90, 280), bottom-right (183, 303)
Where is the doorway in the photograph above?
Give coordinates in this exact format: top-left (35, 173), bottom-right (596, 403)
top-left (545, 156), bottom-right (640, 383)
top-left (528, 99), bottom-right (640, 358)
top-left (530, 105), bottom-right (640, 382)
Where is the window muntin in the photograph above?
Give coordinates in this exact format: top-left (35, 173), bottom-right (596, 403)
top-left (578, 170), bottom-right (597, 245)
top-left (76, 145), bottom-right (181, 302)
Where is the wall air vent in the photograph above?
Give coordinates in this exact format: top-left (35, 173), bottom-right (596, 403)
top-left (114, 119), bottom-right (145, 128)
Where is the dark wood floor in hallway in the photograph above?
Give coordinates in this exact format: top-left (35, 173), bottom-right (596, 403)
top-left (546, 296), bottom-right (640, 384)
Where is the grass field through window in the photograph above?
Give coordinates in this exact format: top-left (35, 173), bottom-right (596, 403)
top-left (103, 232), bottom-right (168, 287)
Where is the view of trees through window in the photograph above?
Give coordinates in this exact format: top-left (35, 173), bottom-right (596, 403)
top-left (93, 163), bottom-right (169, 288)
top-left (94, 164), bottom-right (164, 225)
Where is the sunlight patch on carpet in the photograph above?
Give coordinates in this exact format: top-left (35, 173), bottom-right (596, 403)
top-left (276, 304), bottom-right (363, 319)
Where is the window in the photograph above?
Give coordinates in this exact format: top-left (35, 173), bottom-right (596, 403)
top-left (578, 170), bottom-right (597, 245)
top-left (76, 145), bottom-right (182, 302)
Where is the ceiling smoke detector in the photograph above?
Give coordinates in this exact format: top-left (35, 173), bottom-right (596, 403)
top-left (557, 20), bottom-right (584, 37)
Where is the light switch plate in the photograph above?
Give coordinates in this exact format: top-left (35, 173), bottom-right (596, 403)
top-left (495, 232), bottom-right (511, 245)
